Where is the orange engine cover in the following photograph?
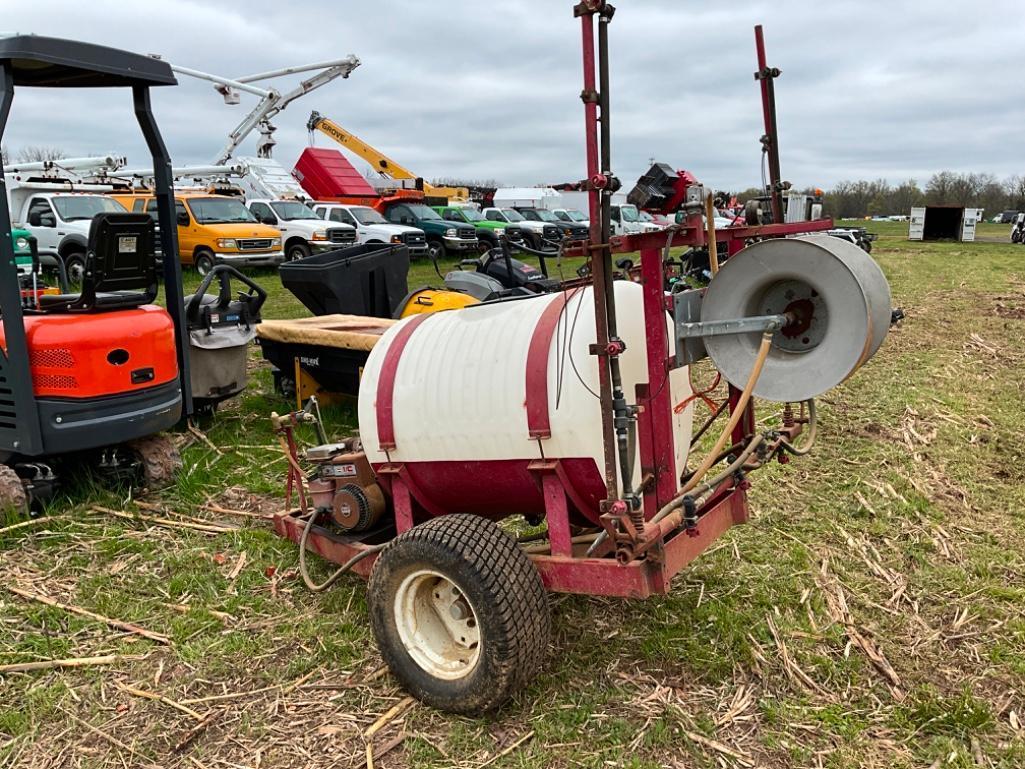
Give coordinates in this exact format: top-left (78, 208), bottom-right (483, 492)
top-left (0, 305), bottom-right (179, 399)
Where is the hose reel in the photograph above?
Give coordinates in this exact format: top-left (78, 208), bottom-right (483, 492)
top-left (689, 235), bottom-right (891, 402)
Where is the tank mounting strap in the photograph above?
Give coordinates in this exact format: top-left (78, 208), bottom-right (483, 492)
top-left (525, 289), bottom-right (581, 440)
top-left (376, 313), bottom-right (431, 451)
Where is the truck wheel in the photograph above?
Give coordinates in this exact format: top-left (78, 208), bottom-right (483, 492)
top-left (128, 435), bottom-right (182, 489)
top-left (368, 514), bottom-right (550, 714)
top-left (0, 465), bottom-right (29, 522)
top-left (276, 372), bottom-right (297, 402)
top-left (526, 232), bottom-right (547, 251)
top-left (287, 242), bottom-right (311, 261)
top-left (426, 239), bottom-right (446, 261)
top-left (64, 252), bottom-right (86, 288)
top-left (476, 238), bottom-right (494, 256)
top-left (194, 250), bottom-right (215, 276)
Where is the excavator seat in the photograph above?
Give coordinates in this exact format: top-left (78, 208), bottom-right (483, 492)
top-left (38, 212), bottom-right (158, 313)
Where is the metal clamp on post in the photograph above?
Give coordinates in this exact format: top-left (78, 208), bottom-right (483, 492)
top-left (599, 174), bottom-right (621, 193)
top-left (573, 0), bottom-right (607, 16)
top-left (598, 497), bottom-right (643, 563)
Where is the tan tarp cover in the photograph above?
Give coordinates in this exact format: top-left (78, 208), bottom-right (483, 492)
top-left (256, 314), bottom-right (397, 352)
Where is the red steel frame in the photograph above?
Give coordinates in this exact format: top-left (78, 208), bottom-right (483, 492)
top-left (273, 7), bottom-right (831, 598)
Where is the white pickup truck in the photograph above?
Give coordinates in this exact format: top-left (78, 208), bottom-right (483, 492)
top-left (246, 198), bottom-right (356, 261)
top-left (610, 203), bottom-right (661, 235)
top-left (311, 203), bottom-right (427, 257)
top-left (481, 207), bottom-right (560, 250)
top-left (552, 207), bottom-right (590, 228)
top-left (7, 182), bottom-right (128, 283)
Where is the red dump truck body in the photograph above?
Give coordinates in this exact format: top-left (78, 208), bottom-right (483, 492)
top-left (293, 147), bottom-right (378, 203)
top-left (292, 148), bottom-right (424, 211)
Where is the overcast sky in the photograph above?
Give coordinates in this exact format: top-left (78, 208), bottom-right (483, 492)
top-left (2, 1), bottom-right (1023, 192)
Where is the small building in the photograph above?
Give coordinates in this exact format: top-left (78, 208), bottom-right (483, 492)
top-left (908, 206), bottom-right (982, 242)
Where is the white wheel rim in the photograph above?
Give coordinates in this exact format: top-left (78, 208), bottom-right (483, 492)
top-left (394, 569), bottom-right (481, 680)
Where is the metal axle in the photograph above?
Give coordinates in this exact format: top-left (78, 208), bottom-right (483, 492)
top-left (677, 313), bottom-right (790, 339)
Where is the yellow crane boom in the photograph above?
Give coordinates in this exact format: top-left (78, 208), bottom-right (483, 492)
top-left (306, 111), bottom-right (468, 202)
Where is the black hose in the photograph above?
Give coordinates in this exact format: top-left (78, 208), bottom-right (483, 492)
top-left (690, 399), bottom-right (731, 448)
top-left (778, 399), bottom-right (817, 456)
top-left (496, 237), bottom-right (563, 259)
top-left (597, 10), bottom-right (637, 512)
top-left (298, 511), bottom-right (385, 593)
top-left (428, 246), bottom-right (445, 280)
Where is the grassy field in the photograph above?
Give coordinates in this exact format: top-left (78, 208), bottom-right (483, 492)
top-left (2, 220), bottom-right (1024, 768)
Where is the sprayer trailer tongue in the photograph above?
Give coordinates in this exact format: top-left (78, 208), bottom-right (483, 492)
top-left (269, 5), bottom-right (894, 714)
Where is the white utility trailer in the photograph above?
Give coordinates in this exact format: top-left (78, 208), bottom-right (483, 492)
top-left (908, 206), bottom-right (982, 242)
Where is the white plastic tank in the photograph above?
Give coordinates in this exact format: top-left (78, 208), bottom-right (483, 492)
top-left (357, 282), bottom-right (693, 524)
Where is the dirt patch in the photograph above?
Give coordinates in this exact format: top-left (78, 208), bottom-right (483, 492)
top-left (214, 486), bottom-right (283, 516)
top-left (993, 294), bottom-right (1025, 319)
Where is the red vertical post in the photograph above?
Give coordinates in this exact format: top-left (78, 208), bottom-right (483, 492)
top-left (754, 24), bottom-right (783, 224)
top-left (728, 386), bottom-right (756, 448)
top-left (578, 6), bottom-right (619, 505)
top-left (541, 474), bottom-right (573, 557)
top-left (754, 26), bottom-right (771, 145)
top-left (391, 475), bottom-right (415, 534)
top-left (580, 13), bottom-right (601, 245)
top-left (638, 246), bottom-right (677, 514)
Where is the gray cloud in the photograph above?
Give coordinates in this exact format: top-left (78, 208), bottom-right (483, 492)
top-left (3, 0), bottom-right (1023, 192)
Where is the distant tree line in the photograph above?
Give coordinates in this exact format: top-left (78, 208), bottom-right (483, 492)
top-left (1, 145), bottom-right (68, 165)
top-left (732, 172), bottom-right (1025, 219)
top-left (431, 177), bottom-right (502, 189)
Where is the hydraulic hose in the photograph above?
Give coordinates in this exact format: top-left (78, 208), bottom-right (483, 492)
top-left (778, 399), bottom-right (817, 456)
top-left (502, 238), bottom-right (564, 259)
top-left (276, 423), bottom-right (386, 593)
top-left (584, 434), bottom-right (765, 557)
top-left (704, 193), bottom-right (720, 276)
top-left (586, 330), bottom-right (773, 557)
top-left (521, 532), bottom-right (602, 555)
top-left (649, 433), bottom-right (765, 529)
top-left (674, 330), bottom-right (773, 498)
top-left (298, 510), bottom-right (386, 593)
top-left (685, 434), bottom-right (765, 502)
top-left (690, 398), bottom-right (730, 448)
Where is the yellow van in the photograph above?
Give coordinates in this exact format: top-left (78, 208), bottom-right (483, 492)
top-left (112, 192), bottom-right (284, 274)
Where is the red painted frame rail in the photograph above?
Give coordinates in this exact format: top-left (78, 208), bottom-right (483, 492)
top-left (273, 483), bottom-right (748, 598)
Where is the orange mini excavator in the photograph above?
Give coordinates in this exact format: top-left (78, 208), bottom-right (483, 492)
top-left (0, 36), bottom-right (193, 513)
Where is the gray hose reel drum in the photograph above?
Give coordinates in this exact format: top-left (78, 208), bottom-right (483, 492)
top-left (701, 235), bottom-right (891, 402)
